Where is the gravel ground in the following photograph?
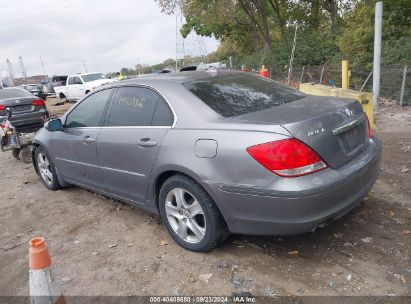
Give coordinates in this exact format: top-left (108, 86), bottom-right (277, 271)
top-left (0, 97), bottom-right (410, 297)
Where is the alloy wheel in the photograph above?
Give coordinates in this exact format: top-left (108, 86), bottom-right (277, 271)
top-left (164, 188), bottom-right (206, 243)
top-left (37, 152), bottom-right (53, 186)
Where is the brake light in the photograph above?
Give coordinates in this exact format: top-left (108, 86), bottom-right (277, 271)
top-left (365, 112), bottom-right (372, 138)
top-left (32, 99), bottom-right (45, 107)
top-left (246, 138), bottom-right (327, 177)
top-left (0, 105), bottom-right (4, 111)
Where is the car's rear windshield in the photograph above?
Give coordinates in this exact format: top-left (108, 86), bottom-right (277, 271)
top-left (183, 73), bottom-right (306, 117)
top-left (0, 88), bottom-right (32, 99)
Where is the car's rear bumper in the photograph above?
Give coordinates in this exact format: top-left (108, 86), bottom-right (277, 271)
top-left (209, 137), bottom-right (382, 235)
top-left (2, 110), bottom-right (49, 133)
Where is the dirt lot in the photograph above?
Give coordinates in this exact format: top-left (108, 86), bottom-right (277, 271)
top-left (1, 97), bottom-right (410, 297)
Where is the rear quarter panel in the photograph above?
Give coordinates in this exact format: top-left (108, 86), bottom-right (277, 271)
top-left (148, 128), bottom-right (291, 217)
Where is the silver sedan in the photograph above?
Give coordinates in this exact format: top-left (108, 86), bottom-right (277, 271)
top-left (32, 71), bottom-right (381, 252)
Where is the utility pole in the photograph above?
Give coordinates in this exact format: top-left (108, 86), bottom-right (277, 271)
top-left (82, 59), bottom-right (88, 73)
top-left (19, 56), bottom-right (27, 77)
top-left (40, 56), bottom-right (47, 77)
top-left (372, 1), bottom-right (383, 112)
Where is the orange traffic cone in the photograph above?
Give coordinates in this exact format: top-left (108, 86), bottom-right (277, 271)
top-left (29, 237), bottom-right (65, 304)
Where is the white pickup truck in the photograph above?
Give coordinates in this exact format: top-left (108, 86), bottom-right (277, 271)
top-left (54, 72), bottom-right (117, 101)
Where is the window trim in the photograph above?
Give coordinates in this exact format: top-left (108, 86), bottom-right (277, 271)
top-left (103, 84), bottom-right (177, 128)
top-left (63, 84), bottom-right (177, 129)
top-left (63, 88), bottom-right (115, 129)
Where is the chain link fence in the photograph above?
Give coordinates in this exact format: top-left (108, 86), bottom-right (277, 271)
top-left (242, 63), bottom-right (410, 106)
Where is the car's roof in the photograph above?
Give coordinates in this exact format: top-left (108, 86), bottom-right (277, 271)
top-left (113, 70), bottom-right (243, 86)
top-left (71, 72), bottom-right (103, 77)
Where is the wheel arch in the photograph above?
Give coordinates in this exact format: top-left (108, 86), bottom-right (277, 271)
top-left (31, 141), bottom-right (70, 187)
top-left (31, 142), bottom-right (41, 174)
top-left (151, 167), bottom-right (228, 224)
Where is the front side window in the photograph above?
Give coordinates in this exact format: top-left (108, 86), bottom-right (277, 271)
top-left (73, 76), bottom-right (83, 84)
top-left (67, 77), bottom-right (75, 85)
top-left (65, 89), bottom-right (112, 128)
top-left (106, 87), bottom-right (173, 126)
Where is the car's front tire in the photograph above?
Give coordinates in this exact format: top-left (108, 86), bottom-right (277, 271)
top-left (35, 146), bottom-right (61, 190)
top-left (158, 175), bottom-right (229, 252)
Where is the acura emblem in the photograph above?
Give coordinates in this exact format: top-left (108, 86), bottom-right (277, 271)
top-left (14, 99), bottom-right (21, 104)
top-left (344, 107), bottom-right (354, 117)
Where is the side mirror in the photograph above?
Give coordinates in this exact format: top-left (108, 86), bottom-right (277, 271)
top-left (44, 119), bottom-right (62, 131)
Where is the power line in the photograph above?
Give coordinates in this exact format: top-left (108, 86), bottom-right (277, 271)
top-left (0, 0), bottom-right (32, 9)
top-left (0, 0), bottom-right (60, 19)
top-left (0, 0), bottom-right (95, 27)
top-left (0, 0), bottom-right (120, 34)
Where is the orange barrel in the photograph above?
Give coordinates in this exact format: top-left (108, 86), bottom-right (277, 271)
top-left (259, 65), bottom-right (269, 78)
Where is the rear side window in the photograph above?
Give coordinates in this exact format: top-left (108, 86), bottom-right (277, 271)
top-left (106, 87), bottom-right (173, 126)
top-left (65, 89), bottom-right (112, 128)
top-left (183, 73), bottom-right (306, 117)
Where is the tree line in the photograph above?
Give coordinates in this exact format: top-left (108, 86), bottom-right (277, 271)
top-left (156, 0), bottom-right (410, 71)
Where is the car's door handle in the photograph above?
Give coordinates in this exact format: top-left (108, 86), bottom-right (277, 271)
top-left (82, 136), bottom-right (95, 144)
top-left (137, 138), bottom-right (157, 147)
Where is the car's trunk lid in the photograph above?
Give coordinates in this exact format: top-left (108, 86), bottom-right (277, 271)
top-left (231, 95), bottom-right (368, 169)
top-left (0, 96), bottom-right (38, 115)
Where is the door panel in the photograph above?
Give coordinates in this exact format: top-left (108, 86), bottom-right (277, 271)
top-left (51, 88), bottom-right (114, 189)
top-left (66, 76), bottom-right (83, 99)
top-left (51, 128), bottom-right (103, 189)
top-left (97, 128), bottom-right (169, 203)
top-left (97, 86), bottom-right (174, 203)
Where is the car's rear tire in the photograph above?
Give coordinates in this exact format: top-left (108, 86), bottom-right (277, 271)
top-left (11, 148), bottom-right (20, 160)
top-left (59, 93), bottom-right (67, 102)
top-left (35, 146), bottom-right (61, 190)
top-left (158, 174), bottom-right (229, 252)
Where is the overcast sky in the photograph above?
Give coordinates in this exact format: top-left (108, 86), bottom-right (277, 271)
top-left (0, 0), bottom-right (219, 77)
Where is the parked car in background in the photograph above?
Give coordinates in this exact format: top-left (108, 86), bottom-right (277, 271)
top-left (20, 84), bottom-right (47, 100)
top-left (54, 73), bottom-right (117, 102)
top-left (0, 87), bottom-right (49, 133)
top-left (42, 75), bottom-right (68, 94)
top-left (32, 71), bottom-right (381, 252)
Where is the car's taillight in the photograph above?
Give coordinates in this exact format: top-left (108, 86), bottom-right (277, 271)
top-left (246, 138), bottom-right (327, 177)
top-left (365, 112), bottom-right (372, 138)
top-left (32, 99), bottom-right (45, 107)
top-left (0, 105), bottom-right (5, 111)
